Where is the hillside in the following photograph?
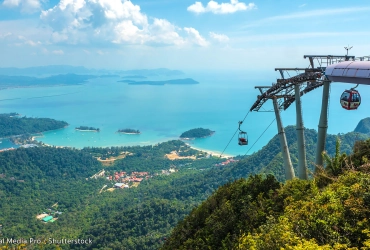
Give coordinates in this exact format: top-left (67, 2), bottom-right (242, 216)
top-left (1, 119), bottom-right (369, 249)
top-left (0, 147), bottom-right (105, 238)
top-left (162, 139), bottom-right (370, 249)
top-left (180, 128), bottom-right (214, 139)
top-left (354, 117), bottom-right (370, 135)
top-left (235, 125), bottom-right (369, 182)
top-left (0, 113), bottom-right (68, 137)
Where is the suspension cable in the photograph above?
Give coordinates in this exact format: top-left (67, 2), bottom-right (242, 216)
top-left (219, 110), bottom-right (251, 158)
top-left (243, 118), bottom-right (276, 157)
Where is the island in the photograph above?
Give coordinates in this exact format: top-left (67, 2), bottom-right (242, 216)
top-left (180, 128), bottom-right (215, 139)
top-left (75, 126), bottom-right (100, 132)
top-left (118, 78), bottom-right (199, 85)
top-left (117, 129), bottom-right (141, 134)
top-left (0, 113), bottom-right (68, 137)
top-left (0, 74), bottom-right (99, 89)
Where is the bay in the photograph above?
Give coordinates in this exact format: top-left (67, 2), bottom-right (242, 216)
top-left (0, 70), bottom-right (369, 155)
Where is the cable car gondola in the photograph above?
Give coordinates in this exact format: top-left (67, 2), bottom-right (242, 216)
top-left (238, 121), bottom-right (248, 146)
top-left (340, 85), bottom-right (361, 110)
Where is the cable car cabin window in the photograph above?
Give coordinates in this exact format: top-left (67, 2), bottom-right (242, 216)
top-left (351, 93), bottom-right (360, 102)
top-left (341, 92), bottom-right (350, 101)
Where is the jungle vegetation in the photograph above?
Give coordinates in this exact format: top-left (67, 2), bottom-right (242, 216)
top-left (180, 128), bottom-right (215, 139)
top-left (162, 138), bottom-right (370, 250)
top-left (0, 113), bottom-right (68, 137)
top-left (1, 119), bottom-right (369, 249)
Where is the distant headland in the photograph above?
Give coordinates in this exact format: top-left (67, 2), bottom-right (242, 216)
top-left (122, 75), bottom-right (147, 79)
top-left (117, 129), bottom-right (141, 134)
top-left (0, 113), bottom-right (68, 138)
top-left (180, 128), bottom-right (215, 139)
top-left (118, 78), bottom-right (199, 86)
top-left (75, 126), bottom-right (100, 132)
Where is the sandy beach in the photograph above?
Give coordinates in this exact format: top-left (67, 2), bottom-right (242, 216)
top-left (185, 143), bottom-right (234, 158)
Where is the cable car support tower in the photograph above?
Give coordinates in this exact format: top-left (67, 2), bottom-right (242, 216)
top-left (246, 50), bottom-right (370, 181)
top-left (249, 53), bottom-right (370, 180)
top-left (251, 69), bottom-right (323, 180)
top-left (253, 86), bottom-right (295, 180)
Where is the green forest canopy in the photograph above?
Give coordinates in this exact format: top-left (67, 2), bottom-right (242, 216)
top-left (0, 113), bottom-right (68, 137)
top-left (1, 117), bottom-right (370, 249)
top-left (354, 117), bottom-right (370, 134)
top-left (162, 139), bottom-right (370, 250)
top-left (180, 128), bottom-right (214, 138)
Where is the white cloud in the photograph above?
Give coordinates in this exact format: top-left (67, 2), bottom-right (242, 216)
top-left (148, 18), bottom-right (185, 46)
top-left (209, 32), bottom-right (229, 42)
top-left (52, 49), bottom-right (64, 55)
top-left (298, 3), bottom-right (306, 8)
top-left (184, 27), bottom-right (208, 47)
top-left (0, 32), bottom-right (13, 39)
top-left (243, 6), bottom-right (370, 28)
top-left (2, 0), bottom-right (21, 7)
top-left (40, 0), bottom-right (205, 47)
top-left (0, 32), bottom-right (42, 46)
top-left (2, 0), bottom-right (42, 13)
top-left (187, 0), bottom-right (256, 14)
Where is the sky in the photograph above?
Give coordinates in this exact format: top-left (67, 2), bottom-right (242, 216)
top-left (0, 0), bottom-right (370, 70)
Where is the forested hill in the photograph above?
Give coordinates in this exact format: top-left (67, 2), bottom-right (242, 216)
top-left (71, 122), bottom-right (369, 249)
top-left (180, 128), bottom-right (214, 139)
top-left (162, 139), bottom-right (370, 250)
top-left (1, 119), bottom-right (369, 249)
top-left (354, 117), bottom-right (370, 135)
top-left (0, 147), bottom-right (104, 237)
top-left (0, 113), bottom-right (68, 137)
top-left (234, 125), bottom-right (369, 182)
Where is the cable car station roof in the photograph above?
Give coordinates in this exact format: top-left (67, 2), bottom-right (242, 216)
top-left (250, 54), bottom-right (370, 112)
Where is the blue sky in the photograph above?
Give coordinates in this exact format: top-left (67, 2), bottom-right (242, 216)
top-left (0, 0), bottom-right (369, 70)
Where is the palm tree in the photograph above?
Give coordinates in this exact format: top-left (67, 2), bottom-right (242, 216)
top-left (322, 137), bottom-right (347, 176)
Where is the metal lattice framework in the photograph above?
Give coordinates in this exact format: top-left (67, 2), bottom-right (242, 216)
top-left (249, 55), bottom-right (367, 112)
top-left (247, 54), bottom-right (368, 180)
top-left (250, 71), bottom-right (323, 112)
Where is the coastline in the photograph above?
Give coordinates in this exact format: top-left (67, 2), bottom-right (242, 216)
top-left (185, 143), bottom-right (234, 158)
top-left (117, 132), bottom-right (141, 135)
top-left (180, 132), bottom-right (215, 140)
top-left (28, 136), bottom-right (235, 158)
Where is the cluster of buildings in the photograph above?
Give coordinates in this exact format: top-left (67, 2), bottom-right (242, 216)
top-left (36, 208), bottom-right (62, 223)
top-left (214, 158), bottom-right (239, 167)
top-left (91, 168), bottom-right (179, 192)
top-left (106, 171), bottom-right (150, 182)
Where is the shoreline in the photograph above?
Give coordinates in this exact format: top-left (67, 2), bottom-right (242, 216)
top-left (28, 136), bottom-right (235, 158)
top-left (185, 143), bottom-right (234, 158)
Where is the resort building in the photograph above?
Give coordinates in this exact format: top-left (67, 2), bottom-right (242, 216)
top-left (42, 216), bottom-right (53, 223)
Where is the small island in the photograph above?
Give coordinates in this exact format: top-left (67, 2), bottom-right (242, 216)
top-left (180, 128), bottom-right (215, 139)
top-left (117, 129), bottom-right (141, 134)
top-left (75, 126), bottom-right (100, 132)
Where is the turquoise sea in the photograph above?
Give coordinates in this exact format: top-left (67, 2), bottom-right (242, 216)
top-left (0, 70), bottom-right (369, 156)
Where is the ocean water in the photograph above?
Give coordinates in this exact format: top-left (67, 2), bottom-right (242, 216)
top-left (0, 70), bottom-right (369, 156)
